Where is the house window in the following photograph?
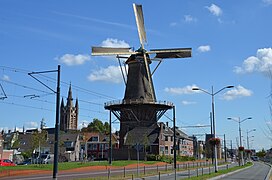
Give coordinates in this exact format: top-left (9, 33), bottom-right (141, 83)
top-left (90, 136), bottom-right (99, 142)
top-left (160, 146), bottom-right (164, 154)
top-left (80, 144), bottom-right (85, 150)
top-left (64, 141), bottom-right (73, 148)
top-left (165, 146), bottom-right (169, 155)
top-left (92, 144), bottom-right (97, 150)
top-left (105, 144), bottom-right (109, 150)
top-left (171, 136), bottom-right (173, 142)
top-left (99, 144), bottom-right (104, 150)
top-left (165, 136), bottom-right (168, 141)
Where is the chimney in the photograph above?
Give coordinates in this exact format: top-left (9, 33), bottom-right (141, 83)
top-left (166, 122), bottom-right (169, 127)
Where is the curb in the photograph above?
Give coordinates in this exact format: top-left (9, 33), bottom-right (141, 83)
top-left (264, 162), bottom-right (272, 180)
top-left (208, 163), bottom-right (253, 180)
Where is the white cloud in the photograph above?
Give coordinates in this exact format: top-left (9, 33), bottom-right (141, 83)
top-left (206, 4), bottom-right (223, 16)
top-left (88, 65), bottom-right (126, 84)
top-left (234, 48), bottom-right (272, 75)
top-left (263, 0), bottom-right (272, 5)
top-left (181, 100), bottom-right (196, 105)
top-left (170, 22), bottom-right (178, 27)
top-left (222, 85), bottom-right (253, 100)
top-left (197, 45), bottom-right (211, 53)
top-left (1, 75), bottom-right (10, 81)
top-left (78, 120), bottom-right (89, 129)
top-left (184, 15), bottom-right (197, 23)
top-left (101, 38), bottom-right (130, 48)
top-left (25, 121), bottom-right (38, 129)
top-left (56, 54), bottom-right (90, 66)
top-left (164, 85), bottom-right (199, 95)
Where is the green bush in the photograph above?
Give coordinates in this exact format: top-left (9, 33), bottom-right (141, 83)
top-left (146, 154), bottom-right (195, 163)
top-left (177, 155), bottom-right (195, 162)
top-left (146, 154), bottom-right (158, 161)
top-left (157, 155), bottom-right (173, 163)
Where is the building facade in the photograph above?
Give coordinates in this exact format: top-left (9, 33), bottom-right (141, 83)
top-left (60, 84), bottom-right (79, 131)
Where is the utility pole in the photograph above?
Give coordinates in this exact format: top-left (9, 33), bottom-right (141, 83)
top-left (173, 106), bottom-right (176, 170)
top-left (224, 134), bottom-right (227, 162)
top-left (230, 140), bottom-right (233, 162)
top-left (28, 65), bottom-right (61, 179)
top-left (109, 110), bottom-right (112, 165)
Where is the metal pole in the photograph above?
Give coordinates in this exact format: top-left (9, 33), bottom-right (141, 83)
top-left (247, 130), bottom-right (249, 150)
top-left (211, 86), bottom-right (218, 172)
top-left (53, 65), bottom-right (60, 179)
top-left (238, 119), bottom-right (244, 165)
top-left (173, 106), bottom-right (176, 169)
top-left (230, 140), bottom-right (233, 162)
top-left (210, 112), bottom-right (214, 164)
top-left (224, 134), bottom-right (227, 162)
top-left (109, 110), bottom-right (112, 165)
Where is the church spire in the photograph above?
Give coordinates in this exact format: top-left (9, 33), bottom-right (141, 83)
top-left (67, 83), bottom-right (73, 107)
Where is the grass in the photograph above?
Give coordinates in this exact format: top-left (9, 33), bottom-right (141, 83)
top-left (185, 162), bottom-right (253, 180)
top-left (78, 162), bottom-right (253, 180)
top-left (0, 160), bottom-right (158, 171)
top-left (0, 160), bottom-right (249, 180)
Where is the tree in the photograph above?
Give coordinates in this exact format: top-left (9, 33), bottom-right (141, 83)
top-left (142, 133), bottom-right (149, 161)
top-left (81, 118), bottom-right (110, 134)
top-left (256, 149), bottom-right (266, 158)
top-left (265, 71), bottom-right (272, 145)
top-left (125, 132), bottom-right (133, 160)
top-left (31, 130), bottom-right (47, 153)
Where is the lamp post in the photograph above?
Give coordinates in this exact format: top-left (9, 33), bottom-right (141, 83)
top-left (227, 117), bottom-right (252, 166)
top-left (246, 129), bottom-right (256, 150)
top-left (192, 85), bottom-right (234, 172)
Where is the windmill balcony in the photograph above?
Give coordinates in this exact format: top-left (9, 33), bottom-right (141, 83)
top-left (104, 99), bottom-right (174, 107)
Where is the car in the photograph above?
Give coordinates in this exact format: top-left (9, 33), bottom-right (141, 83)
top-left (40, 154), bottom-right (54, 164)
top-left (17, 158), bottom-right (32, 165)
top-left (0, 159), bottom-right (16, 166)
top-left (251, 156), bottom-right (259, 161)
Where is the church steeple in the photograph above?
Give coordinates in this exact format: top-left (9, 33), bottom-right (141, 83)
top-left (67, 83), bottom-right (73, 107)
top-left (60, 83), bottom-right (78, 131)
top-left (75, 98), bottom-right (79, 110)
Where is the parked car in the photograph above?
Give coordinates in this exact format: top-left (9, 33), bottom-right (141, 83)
top-left (0, 159), bottom-right (16, 166)
top-left (251, 156), bottom-right (259, 161)
top-left (40, 154), bottom-right (54, 164)
top-left (17, 158), bottom-right (32, 165)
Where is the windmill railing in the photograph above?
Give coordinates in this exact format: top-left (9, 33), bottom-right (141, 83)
top-left (104, 99), bottom-right (174, 107)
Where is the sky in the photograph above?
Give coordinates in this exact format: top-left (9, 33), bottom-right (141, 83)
top-left (0, 0), bottom-right (272, 151)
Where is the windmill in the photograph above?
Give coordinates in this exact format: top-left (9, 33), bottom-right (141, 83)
top-left (91, 4), bottom-right (191, 149)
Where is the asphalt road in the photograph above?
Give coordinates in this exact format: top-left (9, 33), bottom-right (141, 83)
top-left (140, 162), bottom-right (238, 180)
top-left (220, 161), bottom-right (271, 180)
top-left (2, 161), bottom-right (270, 180)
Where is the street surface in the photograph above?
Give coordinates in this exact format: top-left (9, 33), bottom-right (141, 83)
top-left (140, 162), bottom-right (238, 180)
top-left (1, 161), bottom-right (270, 180)
top-left (220, 161), bottom-right (271, 180)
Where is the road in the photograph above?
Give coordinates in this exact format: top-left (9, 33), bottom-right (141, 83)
top-left (140, 162), bottom-right (238, 180)
top-left (220, 161), bottom-right (271, 180)
top-left (1, 161), bottom-right (270, 180)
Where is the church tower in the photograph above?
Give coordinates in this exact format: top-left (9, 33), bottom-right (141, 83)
top-left (60, 84), bottom-right (79, 132)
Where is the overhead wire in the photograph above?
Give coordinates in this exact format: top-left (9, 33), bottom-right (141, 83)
top-left (0, 65), bottom-right (114, 124)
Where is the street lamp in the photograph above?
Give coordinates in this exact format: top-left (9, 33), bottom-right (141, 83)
top-left (192, 85), bottom-right (234, 172)
top-left (227, 117), bottom-right (252, 166)
top-left (246, 129), bottom-right (256, 150)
